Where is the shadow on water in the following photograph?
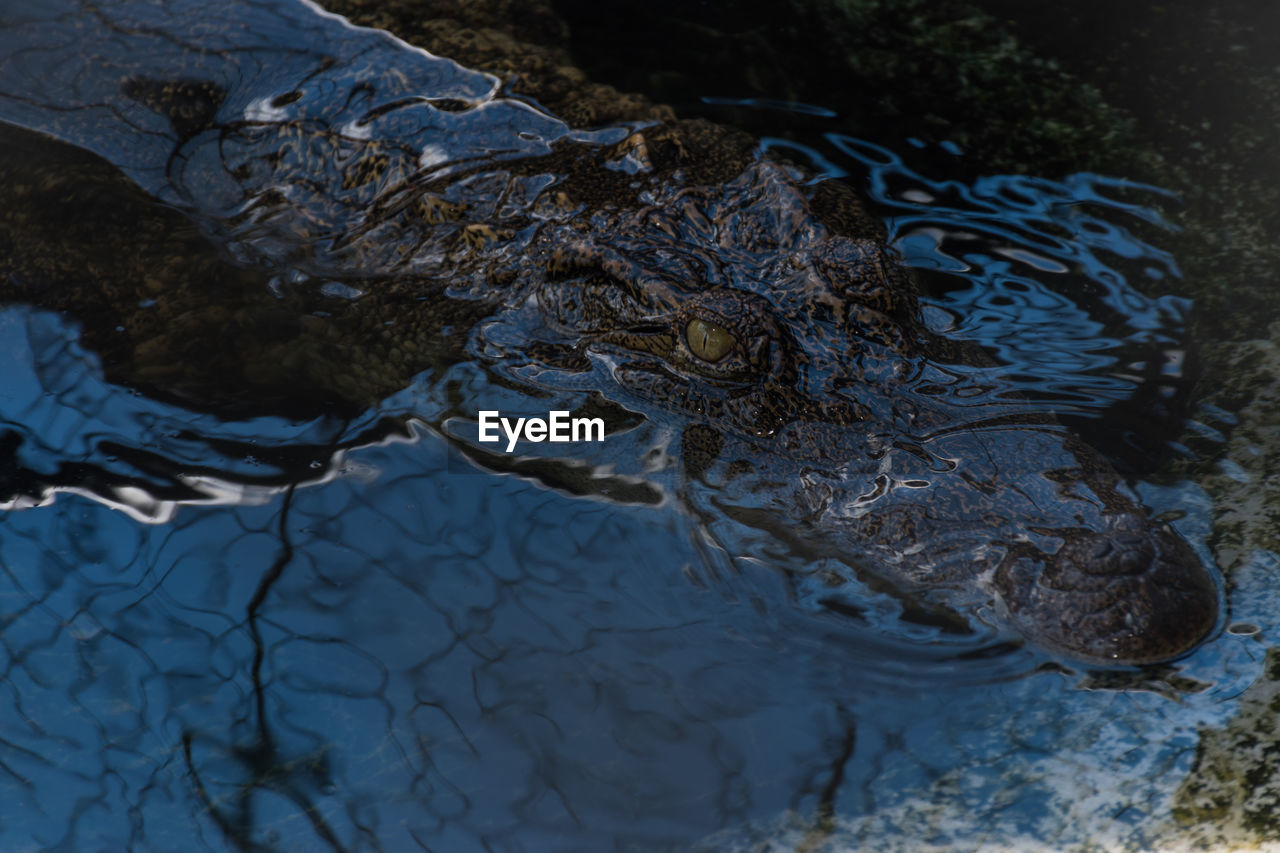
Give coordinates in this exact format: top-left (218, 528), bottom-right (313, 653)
top-left (0, 0), bottom-right (1276, 850)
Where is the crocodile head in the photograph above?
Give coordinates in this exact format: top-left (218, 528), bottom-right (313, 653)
top-left (501, 158), bottom-right (918, 441)
top-left (0, 0), bottom-right (1218, 666)
top-left (483, 152), bottom-right (1219, 666)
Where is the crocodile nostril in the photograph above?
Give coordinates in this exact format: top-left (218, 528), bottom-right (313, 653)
top-left (1050, 528), bottom-right (1161, 580)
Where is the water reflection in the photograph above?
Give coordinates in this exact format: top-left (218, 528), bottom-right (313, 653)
top-left (0, 0), bottom-right (1270, 850)
top-left (4, 418), bottom-right (1254, 849)
top-left (0, 168), bottom-right (1259, 849)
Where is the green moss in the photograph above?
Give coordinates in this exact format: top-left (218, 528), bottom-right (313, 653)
top-left (1173, 649), bottom-right (1280, 840)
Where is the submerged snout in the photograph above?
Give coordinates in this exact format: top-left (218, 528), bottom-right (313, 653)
top-left (994, 518), bottom-right (1219, 665)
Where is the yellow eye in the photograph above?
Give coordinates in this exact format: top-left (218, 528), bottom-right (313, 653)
top-left (685, 317), bottom-right (735, 362)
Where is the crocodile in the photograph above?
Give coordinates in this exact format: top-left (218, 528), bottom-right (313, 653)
top-left (0, 0), bottom-right (1218, 664)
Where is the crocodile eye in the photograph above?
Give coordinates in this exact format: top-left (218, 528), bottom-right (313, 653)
top-left (685, 318), bottom-right (736, 362)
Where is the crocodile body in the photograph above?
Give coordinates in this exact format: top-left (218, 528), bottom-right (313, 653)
top-left (0, 0), bottom-right (1218, 664)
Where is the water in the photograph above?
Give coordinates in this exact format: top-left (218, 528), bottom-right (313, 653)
top-left (0, 1), bottom-right (1277, 850)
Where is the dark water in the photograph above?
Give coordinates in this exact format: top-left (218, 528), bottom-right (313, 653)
top-left (0, 1), bottom-right (1276, 850)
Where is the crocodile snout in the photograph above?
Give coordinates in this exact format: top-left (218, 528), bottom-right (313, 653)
top-left (994, 519), bottom-right (1219, 665)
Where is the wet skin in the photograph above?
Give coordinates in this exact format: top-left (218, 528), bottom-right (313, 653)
top-left (0, 0), bottom-right (1218, 664)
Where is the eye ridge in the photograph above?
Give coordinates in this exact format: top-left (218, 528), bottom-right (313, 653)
top-left (685, 317), bottom-right (736, 362)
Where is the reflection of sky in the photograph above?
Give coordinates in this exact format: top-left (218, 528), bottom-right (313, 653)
top-left (0, 23), bottom-right (1272, 850)
top-left (0, 342), bottom-right (1269, 848)
top-left (0, 309), bottom-right (370, 522)
top-left (0, 200), bottom-right (1273, 849)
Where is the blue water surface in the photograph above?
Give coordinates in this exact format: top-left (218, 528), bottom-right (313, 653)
top-left (0, 3), bottom-right (1274, 851)
top-left (0, 151), bottom-right (1269, 851)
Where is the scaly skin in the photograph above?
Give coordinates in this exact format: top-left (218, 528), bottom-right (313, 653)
top-left (0, 0), bottom-right (1218, 663)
